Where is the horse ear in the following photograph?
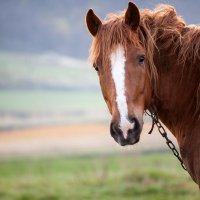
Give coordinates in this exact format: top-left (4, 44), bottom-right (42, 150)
top-left (86, 9), bottom-right (102, 37)
top-left (125, 2), bottom-right (140, 31)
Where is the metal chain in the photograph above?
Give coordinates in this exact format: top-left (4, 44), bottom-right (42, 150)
top-left (145, 109), bottom-right (187, 171)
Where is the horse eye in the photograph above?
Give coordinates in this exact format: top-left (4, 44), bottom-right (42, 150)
top-left (93, 63), bottom-right (99, 72)
top-left (139, 55), bottom-right (145, 64)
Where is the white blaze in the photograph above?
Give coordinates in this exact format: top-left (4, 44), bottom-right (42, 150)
top-left (110, 46), bottom-right (134, 137)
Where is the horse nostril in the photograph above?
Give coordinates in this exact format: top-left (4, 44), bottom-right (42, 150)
top-left (110, 122), bottom-right (116, 137)
top-left (110, 122), bottom-right (125, 143)
top-left (110, 122), bottom-right (120, 137)
top-left (128, 117), bottom-right (140, 134)
top-left (128, 116), bottom-right (136, 123)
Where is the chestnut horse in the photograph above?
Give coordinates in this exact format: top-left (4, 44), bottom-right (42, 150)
top-left (86, 2), bottom-right (200, 186)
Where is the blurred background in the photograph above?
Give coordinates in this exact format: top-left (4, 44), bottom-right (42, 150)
top-left (0, 0), bottom-right (199, 199)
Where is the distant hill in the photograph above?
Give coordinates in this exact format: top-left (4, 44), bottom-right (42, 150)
top-left (0, 0), bottom-right (199, 59)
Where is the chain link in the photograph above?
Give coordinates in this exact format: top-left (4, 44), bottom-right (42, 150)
top-left (146, 109), bottom-right (187, 171)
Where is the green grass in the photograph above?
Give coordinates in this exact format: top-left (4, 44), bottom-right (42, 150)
top-left (0, 152), bottom-right (198, 200)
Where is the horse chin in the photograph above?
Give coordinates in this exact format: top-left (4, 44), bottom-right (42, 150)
top-left (118, 138), bottom-right (140, 146)
top-left (118, 134), bottom-right (140, 146)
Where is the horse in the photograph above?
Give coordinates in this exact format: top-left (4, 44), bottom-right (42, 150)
top-left (85, 2), bottom-right (200, 186)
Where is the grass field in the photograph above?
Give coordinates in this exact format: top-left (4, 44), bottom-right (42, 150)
top-left (0, 152), bottom-right (198, 200)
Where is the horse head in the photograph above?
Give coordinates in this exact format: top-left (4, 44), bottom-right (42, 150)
top-left (86, 2), bottom-right (151, 146)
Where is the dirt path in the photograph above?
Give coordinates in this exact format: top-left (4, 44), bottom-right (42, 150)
top-left (0, 122), bottom-right (178, 157)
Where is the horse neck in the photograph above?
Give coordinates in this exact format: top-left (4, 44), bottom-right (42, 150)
top-left (153, 40), bottom-right (200, 185)
top-left (152, 34), bottom-right (200, 142)
top-left (141, 9), bottom-right (200, 186)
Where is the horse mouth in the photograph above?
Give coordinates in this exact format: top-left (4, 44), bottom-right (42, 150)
top-left (118, 136), bottom-right (140, 146)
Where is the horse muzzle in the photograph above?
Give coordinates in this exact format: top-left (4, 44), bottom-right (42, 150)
top-left (110, 117), bottom-right (142, 146)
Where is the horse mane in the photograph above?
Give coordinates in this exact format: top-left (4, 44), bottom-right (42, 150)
top-left (139, 4), bottom-right (200, 79)
top-left (89, 4), bottom-right (200, 116)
